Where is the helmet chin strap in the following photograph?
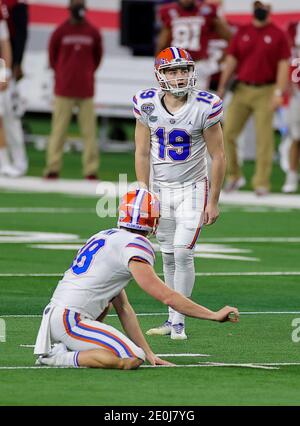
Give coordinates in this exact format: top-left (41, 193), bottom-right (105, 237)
top-left (170, 88), bottom-right (189, 97)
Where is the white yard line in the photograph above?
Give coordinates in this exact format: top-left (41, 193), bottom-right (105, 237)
top-left (1, 271), bottom-right (300, 277)
top-left (3, 311), bottom-right (300, 319)
top-left (143, 364), bottom-right (279, 370)
top-left (0, 207), bottom-right (296, 214)
top-left (200, 238), bottom-right (300, 243)
top-left (0, 274), bottom-right (62, 277)
top-left (0, 363), bottom-right (295, 370)
top-left (0, 208), bottom-right (96, 213)
top-left (2, 362), bottom-right (300, 370)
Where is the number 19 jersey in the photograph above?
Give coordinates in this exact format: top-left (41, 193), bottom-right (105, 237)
top-left (133, 88), bottom-right (223, 185)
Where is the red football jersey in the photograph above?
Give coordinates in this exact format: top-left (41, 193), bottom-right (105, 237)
top-left (287, 22), bottom-right (300, 88)
top-left (2, 0), bottom-right (26, 9)
top-left (158, 1), bottom-right (217, 61)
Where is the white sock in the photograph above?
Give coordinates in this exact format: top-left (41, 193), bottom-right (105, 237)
top-left (172, 247), bottom-right (195, 326)
top-left (40, 351), bottom-right (80, 367)
top-left (0, 147), bottom-right (11, 168)
top-left (162, 252), bottom-right (176, 324)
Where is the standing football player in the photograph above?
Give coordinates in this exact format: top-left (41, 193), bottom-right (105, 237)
top-left (156, 0), bottom-right (231, 90)
top-left (34, 189), bottom-right (238, 369)
top-left (134, 47), bottom-right (226, 339)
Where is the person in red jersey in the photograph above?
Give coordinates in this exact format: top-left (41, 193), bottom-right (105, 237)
top-left (156, 0), bottom-right (231, 90)
top-left (217, 1), bottom-right (290, 196)
top-left (282, 21), bottom-right (300, 193)
top-left (44, 0), bottom-right (102, 180)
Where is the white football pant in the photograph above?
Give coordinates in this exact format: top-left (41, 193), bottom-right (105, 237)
top-left (153, 179), bottom-right (208, 325)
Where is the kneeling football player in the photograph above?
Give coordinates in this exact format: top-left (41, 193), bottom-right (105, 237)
top-left (34, 189), bottom-right (238, 369)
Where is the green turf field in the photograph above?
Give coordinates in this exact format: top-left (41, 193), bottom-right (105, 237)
top-left (1, 179), bottom-right (300, 405)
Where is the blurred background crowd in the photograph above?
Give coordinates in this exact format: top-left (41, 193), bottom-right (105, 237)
top-left (0, 0), bottom-right (299, 194)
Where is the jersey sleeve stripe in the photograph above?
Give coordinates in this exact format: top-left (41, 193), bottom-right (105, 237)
top-left (133, 107), bottom-right (141, 116)
top-left (133, 95), bottom-right (138, 105)
top-left (212, 101), bottom-right (222, 109)
top-left (126, 243), bottom-right (155, 258)
top-left (134, 236), bottom-right (155, 255)
top-left (208, 108), bottom-right (223, 119)
top-left (130, 256), bottom-right (151, 265)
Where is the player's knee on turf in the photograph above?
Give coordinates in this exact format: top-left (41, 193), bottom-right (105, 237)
top-left (119, 357), bottom-right (144, 370)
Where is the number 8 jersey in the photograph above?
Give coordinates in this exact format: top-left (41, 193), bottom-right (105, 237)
top-left (51, 229), bottom-right (155, 320)
top-left (133, 87), bottom-right (223, 185)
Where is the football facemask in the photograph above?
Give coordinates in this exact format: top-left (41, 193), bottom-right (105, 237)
top-left (155, 47), bottom-right (196, 97)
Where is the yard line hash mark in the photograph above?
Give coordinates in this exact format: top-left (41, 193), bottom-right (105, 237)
top-left (1, 271), bottom-right (300, 277)
top-left (3, 362), bottom-right (300, 370)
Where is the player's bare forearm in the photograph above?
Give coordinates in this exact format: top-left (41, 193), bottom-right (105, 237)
top-left (135, 154), bottom-right (150, 188)
top-left (113, 291), bottom-right (153, 355)
top-left (204, 123), bottom-right (226, 224)
top-left (209, 153), bottom-right (226, 204)
top-left (156, 27), bottom-right (171, 55)
top-left (272, 60), bottom-right (289, 109)
top-left (129, 262), bottom-right (239, 323)
top-left (120, 304), bottom-right (152, 354)
top-left (275, 60), bottom-right (289, 93)
top-left (135, 120), bottom-right (151, 188)
top-left (214, 17), bottom-right (232, 42)
top-left (217, 55), bottom-right (237, 97)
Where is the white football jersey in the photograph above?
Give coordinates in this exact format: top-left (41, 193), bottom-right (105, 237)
top-left (133, 87), bottom-right (223, 185)
top-left (51, 228), bottom-right (155, 320)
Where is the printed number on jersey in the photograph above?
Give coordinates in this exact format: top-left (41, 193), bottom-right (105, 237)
top-left (171, 18), bottom-right (203, 51)
top-left (72, 238), bottom-right (106, 275)
top-left (140, 90), bottom-right (156, 99)
top-left (156, 128), bottom-right (191, 161)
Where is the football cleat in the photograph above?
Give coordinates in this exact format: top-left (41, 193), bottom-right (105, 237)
top-left (282, 171), bottom-right (299, 193)
top-left (255, 187), bottom-right (269, 197)
top-left (223, 176), bottom-right (246, 193)
top-left (146, 320), bottom-right (172, 336)
top-left (118, 189), bottom-right (160, 234)
top-left (0, 164), bottom-right (22, 178)
top-left (154, 47), bottom-right (196, 97)
top-left (35, 343), bottom-right (68, 366)
top-left (171, 323), bottom-right (187, 340)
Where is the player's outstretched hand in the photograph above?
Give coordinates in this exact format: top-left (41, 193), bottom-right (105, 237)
top-left (214, 306), bottom-right (239, 323)
top-left (146, 353), bottom-right (175, 367)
